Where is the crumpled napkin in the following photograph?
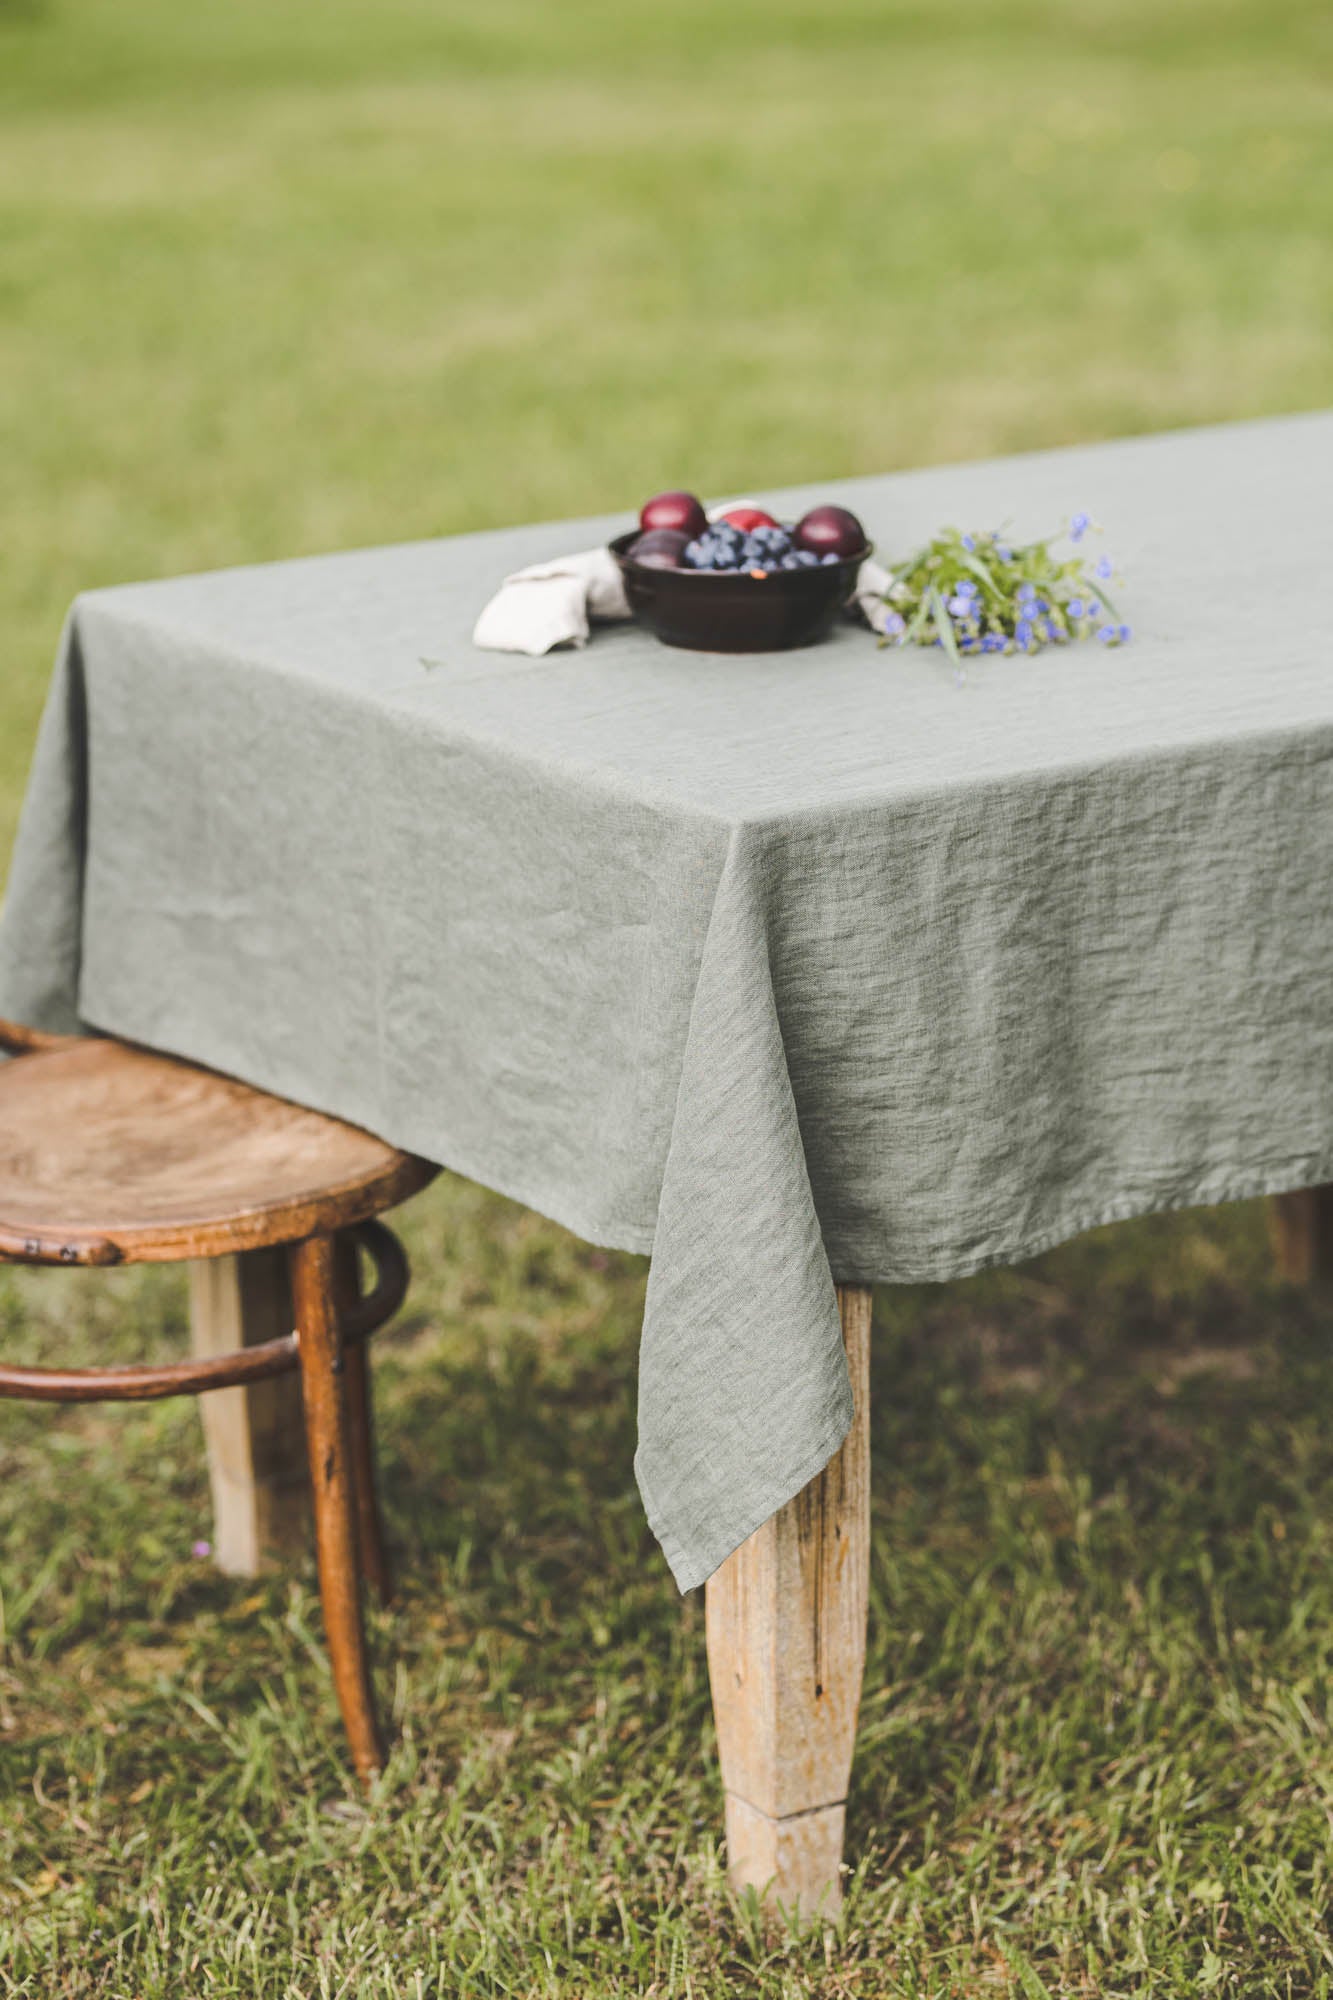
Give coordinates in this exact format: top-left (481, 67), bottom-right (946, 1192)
top-left (472, 547), bottom-right (630, 656)
top-left (472, 503), bottom-right (895, 656)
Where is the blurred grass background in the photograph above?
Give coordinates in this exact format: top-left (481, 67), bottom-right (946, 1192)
top-left (2, 0), bottom-right (1332, 1992)
top-left (3, 0), bottom-right (1332, 856)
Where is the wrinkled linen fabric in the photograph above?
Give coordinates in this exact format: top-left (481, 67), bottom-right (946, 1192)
top-left (2, 416), bottom-right (1331, 1591)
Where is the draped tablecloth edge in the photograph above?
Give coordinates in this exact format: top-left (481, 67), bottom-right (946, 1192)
top-left (2, 989), bottom-right (1327, 1287)
top-left (636, 1392), bottom-right (856, 1594)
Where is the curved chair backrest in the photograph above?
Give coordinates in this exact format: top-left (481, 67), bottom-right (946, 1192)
top-left (0, 1017), bottom-right (83, 1057)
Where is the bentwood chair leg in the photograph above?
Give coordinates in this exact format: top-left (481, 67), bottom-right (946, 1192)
top-left (290, 1231), bottom-right (385, 1783)
top-left (334, 1231), bottom-right (394, 1607)
top-left (343, 1340), bottom-right (392, 1606)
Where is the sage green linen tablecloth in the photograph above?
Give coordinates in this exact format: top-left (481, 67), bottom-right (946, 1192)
top-left (2, 416), bottom-right (1331, 1590)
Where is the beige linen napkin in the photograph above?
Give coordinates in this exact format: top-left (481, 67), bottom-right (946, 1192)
top-left (471, 547), bottom-right (630, 656)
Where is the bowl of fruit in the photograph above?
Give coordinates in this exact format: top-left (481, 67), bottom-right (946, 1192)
top-left (611, 491), bottom-right (871, 653)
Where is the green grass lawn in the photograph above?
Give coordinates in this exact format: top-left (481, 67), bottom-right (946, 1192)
top-left (5, 1200), bottom-right (1333, 1996)
top-left (2, 0), bottom-right (1332, 1991)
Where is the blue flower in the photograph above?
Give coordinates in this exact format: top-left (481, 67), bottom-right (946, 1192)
top-left (1070, 512), bottom-right (1091, 542)
top-left (1097, 623), bottom-right (1117, 643)
top-left (1016, 618), bottom-right (1034, 646)
top-left (1017, 582), bottom-right (1038, 603)
top-left (962, 534), bottom-right (976, 552)
top-left (1094, 554), bottom-right (1114, 580)
top-left (996, 544), bottom-right (1014, 562)
top-left (1118, 623), bottom-right (1132, 642)
top-left (955, 577), bottom-right (979, 597)
top-left (947, 595), bottom-right (973, 616)
top-left (1068, 597), bottom-right (1085, 618)
top-left (1043, 618), bottom-right (1061, 641)
top-left (982, 633), bottom-right (1006, 652)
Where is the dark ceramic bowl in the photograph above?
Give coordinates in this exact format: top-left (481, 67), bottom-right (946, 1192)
top-left (610, 530), bottom-right (872, 653)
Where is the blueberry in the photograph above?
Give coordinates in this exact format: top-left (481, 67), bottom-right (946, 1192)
top-left (795, 549), bottom-right (819, 567)
top-left (684, 540), bottom-right (708, 568)
top-left (820, 551), bottom-right (839, 565)
top-left (780, 553), bottom-right (802, 569)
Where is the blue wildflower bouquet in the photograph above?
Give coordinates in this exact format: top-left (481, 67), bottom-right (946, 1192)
top-left (874, 514), bottom-right (1131, 664)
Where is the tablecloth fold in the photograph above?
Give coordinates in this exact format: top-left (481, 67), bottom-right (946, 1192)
top-left (634, 822), bottom-right (854, 1589)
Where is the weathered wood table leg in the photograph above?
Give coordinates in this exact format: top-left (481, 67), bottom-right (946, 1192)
top-left (1272, 1187), bottom-right (1333, 1284)
top-left (705, 1283), bottom-right (872, 1920)
top-left (189, 1247), bottom-right (308, 1575)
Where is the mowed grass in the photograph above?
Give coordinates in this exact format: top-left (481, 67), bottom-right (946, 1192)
top-left (4, 1198), bottom-right (1333, 1996)
top-left (3, 0), bottom-right (1333, 1992)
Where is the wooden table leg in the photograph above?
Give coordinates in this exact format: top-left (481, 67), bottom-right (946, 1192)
top-left (1272, 1187), bottom-right (1333, 1284)
top-left (189, 1247), bottom-right (309, 1576)
top-left (705, 1283), bottom-right (872, 1920)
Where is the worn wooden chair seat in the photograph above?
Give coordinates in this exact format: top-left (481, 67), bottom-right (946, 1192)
top-left (0, 1016), bottom-right (438, 1781)
top-left (0, 1032), bottom-right (430, 1266)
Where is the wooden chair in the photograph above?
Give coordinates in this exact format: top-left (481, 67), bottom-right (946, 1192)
top-left (0, 1016), bottom-right (437, 1780)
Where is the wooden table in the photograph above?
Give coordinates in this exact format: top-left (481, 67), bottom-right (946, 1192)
top-left (4, 418), bottom-right (1328, 1917)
